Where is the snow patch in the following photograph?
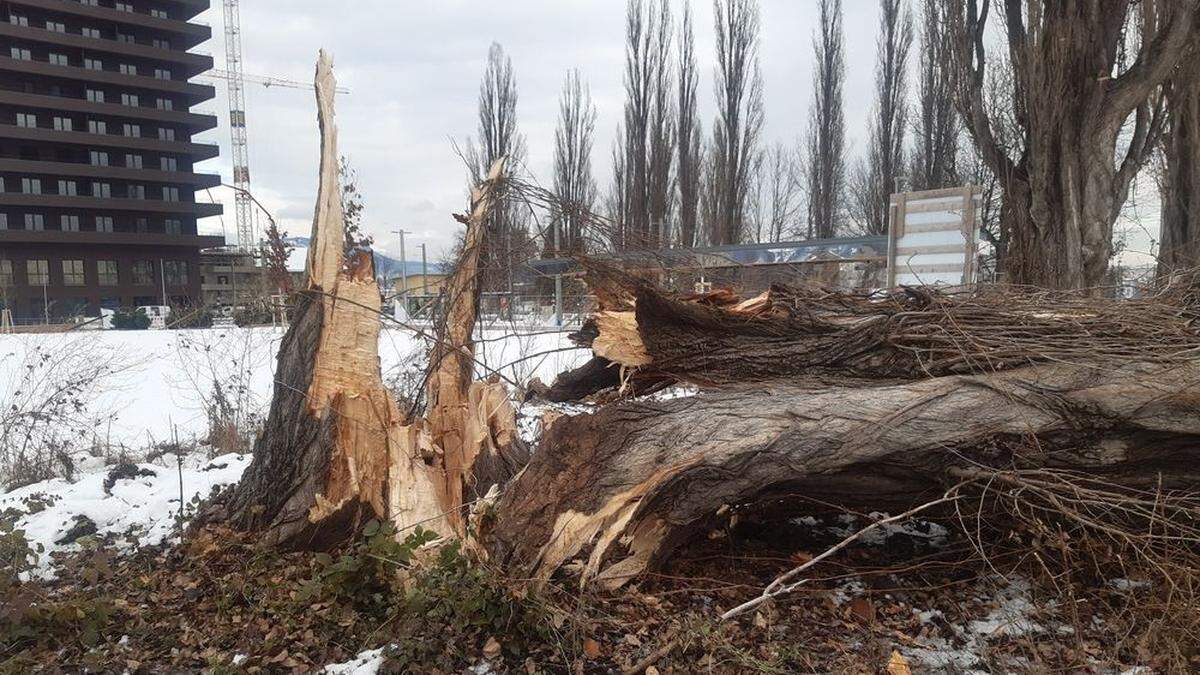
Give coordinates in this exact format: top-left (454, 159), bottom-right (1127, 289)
top-left (323, 646), bottom-right (388, 674)
top-left (1, 452), bottom-right (250, 577)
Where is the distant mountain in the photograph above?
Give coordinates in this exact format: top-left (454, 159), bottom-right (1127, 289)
top-left (282, 237), bottom-right (447, 278)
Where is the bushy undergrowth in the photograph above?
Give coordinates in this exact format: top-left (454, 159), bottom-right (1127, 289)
top-left (0, 521), bottom-right (570, 673)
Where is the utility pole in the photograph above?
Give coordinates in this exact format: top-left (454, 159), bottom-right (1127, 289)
top-left (554, 216), bottom-right (563, 327)
top-left (393, 229), bottom-right (410, 314)
top-left (420, 243), bottom-right (428, 289)
top-left (159, 258), bottom-right (168, 306)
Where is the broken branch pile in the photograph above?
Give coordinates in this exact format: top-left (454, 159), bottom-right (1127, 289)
top-left (552, 271), bottom-right (1200, 398)
top-left (492, 272), bottom-right (1200, 585)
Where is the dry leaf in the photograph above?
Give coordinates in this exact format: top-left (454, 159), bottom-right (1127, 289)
top-left (886, 650), bottom-right (912, 675)
top-left (483, 636), bottom-right (502, 659)
top-left (849, 597), bottom-right (876, 624)
top-left (645, 667), bottom-right (660, 675)
top-left (583, 638), bottom-right (602, 659)
top-left (789, 551), bottom-right (814, 564)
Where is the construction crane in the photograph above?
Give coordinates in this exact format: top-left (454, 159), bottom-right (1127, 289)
top-left (206, 69), bottom-right (351, 94)
top-left (219, 0), bottom-right (250, 250)
top-left (203, 0), bottom-right (348, 251)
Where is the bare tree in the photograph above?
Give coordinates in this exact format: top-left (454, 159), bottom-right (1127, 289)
top-left (1159, 38), bottom-right (1200, 276)
top-left (851, 0), bottom-right (914, 236)
top-left (676, 1), bottom-right (703, 248)
top-left (466, 42), bottom-right (528, 291)
top-left (946, 0), bottom-right (1198, 289)
top-left (910, 0), bottom-right (960, 190)
top-left (646, 0), bottom-right (675, 246)
top-left (607, 130), bottom-right (628, 249)
top-left (549, 70), bottom-right (597, 255)
top-left (707, 0), bottom-right (765, 246)
top-left (748, 142), bottom-right (802, 243)
top-left (805, 0), bottom-right (846, 239)
top-left (616, 0), bottom-right (675, 250)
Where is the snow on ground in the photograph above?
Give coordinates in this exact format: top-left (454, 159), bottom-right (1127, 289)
top-left (322, 646), bottom-right (388, 674)
top-left (1, 451), bottom-right (250, 577)
top-left (0, 325), bottom-right (587, 450)
top-left (0, 324), bottom-right (587, 576)
top-left (903, 574), bottom-right (1071, 672)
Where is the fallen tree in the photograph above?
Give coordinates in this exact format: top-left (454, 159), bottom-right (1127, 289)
top-left (490, 360), bottom-right (1200, 587)
top-left (207, 55), bottom-right (1200, 601)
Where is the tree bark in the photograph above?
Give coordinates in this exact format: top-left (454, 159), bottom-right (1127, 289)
top-left (1160, 46), bottom-right (1200, 276)
top-left (488, 361), bottom-right (1200, 588)
top-left (947, 0), bottom-right (1197, 289)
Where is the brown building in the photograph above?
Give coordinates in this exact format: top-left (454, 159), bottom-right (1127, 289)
top-left (0, 0), bottom-right (222, 323)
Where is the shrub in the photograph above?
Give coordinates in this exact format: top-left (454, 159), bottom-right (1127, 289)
top-left (111, 308), bottom-right (150, 330)
top-left (0, 508), bottom-right (40, 591)
top-left (168, 306), bottom-right (214, 329)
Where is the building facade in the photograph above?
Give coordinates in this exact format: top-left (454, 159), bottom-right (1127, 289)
top-left (0, 0), bottom-right (222, 323)
top-left (199, 246), bottom-right (303, 309)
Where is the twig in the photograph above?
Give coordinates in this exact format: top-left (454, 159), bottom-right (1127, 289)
top-left (719, 490), bottom-right (963, 621)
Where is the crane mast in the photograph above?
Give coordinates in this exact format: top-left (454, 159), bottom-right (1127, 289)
top-left (222, 0), bottom-right (254, 250)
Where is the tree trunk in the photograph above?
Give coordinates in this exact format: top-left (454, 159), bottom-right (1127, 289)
top-left (204, 53), bottom-right (524, 547)
top-left (489, 361), bottom-right (1200, 588)
top-left (946, 0), bottom-right (1197, 290)
top-left (1001, 123), bottom-right (1128, 290)
top-left (1160, 54), bottom-right (1200, 276)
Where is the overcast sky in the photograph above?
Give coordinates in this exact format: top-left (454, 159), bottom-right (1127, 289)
top-left (190, 1), bottom-right (1159, 266)
top-left (190, 0), bottom-right (889, 261)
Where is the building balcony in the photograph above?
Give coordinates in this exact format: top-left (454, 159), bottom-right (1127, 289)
top-left (0, 123), bottom-right (219, 160)
top-left (0, 158), bottom-right (221, 188)
top-left (0, 192), bottom-right (223, 216)
top-left (161, 0), bottom-right (211, 22)
top-left (0, 89), bottom-right (218, 131)
top-left (0, 22), bottom-right (214, 76)
top-left (8, 0), bottom-right (212, 49)
top-left (0, 228), bottom-right (224, 247)
top-left (0, 56), bottom-right (216, 103)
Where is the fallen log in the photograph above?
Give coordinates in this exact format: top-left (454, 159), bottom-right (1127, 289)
top-left (488, 360), bottom-right (1200, 587)
top-left (547, 277), bottom-right (1200, 399)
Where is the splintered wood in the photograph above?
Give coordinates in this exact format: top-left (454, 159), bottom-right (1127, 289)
top-left (213, 53), bottom-right (522, 548)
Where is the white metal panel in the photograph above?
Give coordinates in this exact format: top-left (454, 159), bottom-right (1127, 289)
top-left (887, 186), bottom-right (981, 288)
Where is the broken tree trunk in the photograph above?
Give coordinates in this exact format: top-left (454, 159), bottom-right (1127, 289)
top-left (206, 53), bottom-right (523, 547)
top-left (489, 360), bottom-right (1200, 588)
top-left (547, 279), bottom-right (1200, 399)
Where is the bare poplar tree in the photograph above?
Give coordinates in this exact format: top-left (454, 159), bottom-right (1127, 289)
top-left (616, 0), bottom-right (675, 250)
top-left (676, 1), bottom-right (703, 248)
top-left (850, 0), bottom-right (913, 235)
top-left (909, 0), bottom-right (959, 190)
top-left (465, 42), bottom-right (529, 291)
top-left (1159, 38), bottom-right (1200, 276)
top-left (646, 0), bottom-right (675, 246)
top-left (550, 70), bottom-right (597, 255)
top-left (805, 0), bottom-right (846, 239)
top-left (874, 0), bottom-right (914, 224)
top-left (946, 0), bottom-right (1197, 289)
top-left (708, 0), bottom-right (765, 246)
